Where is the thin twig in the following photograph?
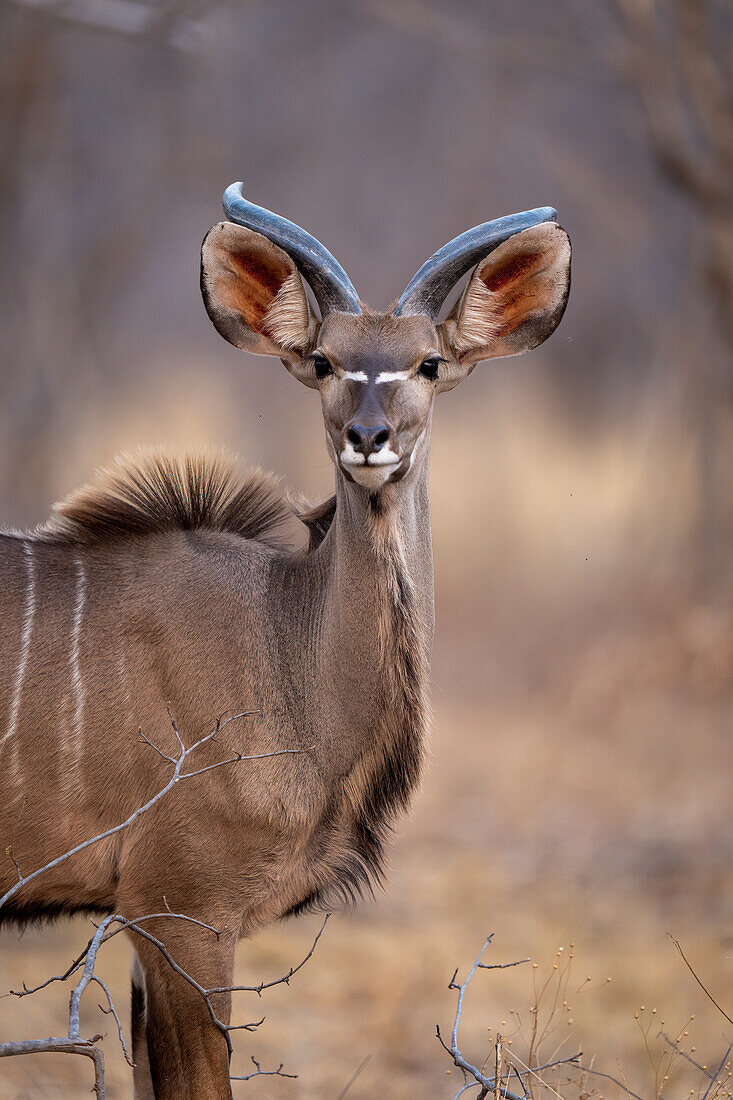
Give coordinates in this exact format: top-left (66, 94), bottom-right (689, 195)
top-left (91, 975), bottom-right (133, 1066)
top-left (702, 1042), bottom-right (733, 1100)
top-left (659, 1030), bottom-right (714, 1080)
top-left (337, 1053), bottom-right (372, 1098)
top-left (230, 1055), bottom-right (298, 1082)
top-left (670, 935), bottom-right (733, 1028)
top-left (209, 914), bottom-right (330, 995)
top-left (576, 1063), bottom-right (646, 1100)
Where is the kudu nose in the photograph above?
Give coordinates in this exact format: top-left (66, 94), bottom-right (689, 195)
top-left (345, 422), bottom-right (392, 458)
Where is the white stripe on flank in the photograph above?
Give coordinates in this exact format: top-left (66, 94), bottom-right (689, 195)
top-left (342, 370), bottom-right (368, 382)
top-left (376, 370), bottom-right (411, 383)
top-left (70, 557), bottom-right (87, 770)
top-left (2, 542), bottom-right (37, 780)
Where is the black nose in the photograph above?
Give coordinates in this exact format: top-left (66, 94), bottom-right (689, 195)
top-left (346, 422), bottom-right (391, 458)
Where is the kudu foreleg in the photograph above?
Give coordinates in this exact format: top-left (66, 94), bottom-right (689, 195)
top-left (131, 952), bottom-right (155, 1100)
top-left (129, 928), bottom-right (236, 1100)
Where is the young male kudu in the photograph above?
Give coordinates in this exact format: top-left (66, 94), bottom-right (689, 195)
top-left (0, 183), bottom-right (570, 1098)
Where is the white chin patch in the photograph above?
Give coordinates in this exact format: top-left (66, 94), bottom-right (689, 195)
top-left (346, 464), bottom-right (396, 488)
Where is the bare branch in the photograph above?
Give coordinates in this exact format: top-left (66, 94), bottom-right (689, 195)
top-left (3, 904), bottom-right (328, 1092)
top-left (702, 1041), bottom-right (733, 1100)
top-left (337, 1053), bottom-right (372, 1099)
top-left (659, 1029), bottom-right (715, 1080)
top-left (91, 974), bottom-right (133, 1067)
top-left (574, 1063), bottom-right (646, 1100)
top-left (437, 935), bottom-right (529, 1100)
top-left (0, 1037), bottom-right (106, 1098)
top-left (231, 1055), bottom-right (298, 1082)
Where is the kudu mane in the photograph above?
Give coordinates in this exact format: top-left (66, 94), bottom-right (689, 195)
top-left (32, 448), bottom-right (308, 549)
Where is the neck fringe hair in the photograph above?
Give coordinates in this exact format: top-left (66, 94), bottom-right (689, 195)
top-left (37, 448), bottom-right (293, 549)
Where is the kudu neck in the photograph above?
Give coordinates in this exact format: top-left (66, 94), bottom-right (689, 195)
top-left (326, 430), bottom-right (435, 660)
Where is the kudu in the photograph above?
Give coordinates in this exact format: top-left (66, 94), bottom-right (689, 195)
top-left (0, 182), bottom-right (570, 1098)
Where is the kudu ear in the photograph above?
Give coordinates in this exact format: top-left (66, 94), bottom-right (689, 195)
top-left (438, 222), bottom-right (571, 385)
top-left (201, 222), bottom-right (315, 364)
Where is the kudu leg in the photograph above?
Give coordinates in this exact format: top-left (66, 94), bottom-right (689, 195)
top-left (131, 952), bottom-right (155, 1100)
top-left (129, 928), bottom-right (236, 1100)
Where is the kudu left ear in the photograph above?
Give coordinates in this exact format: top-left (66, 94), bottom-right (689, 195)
top-left (202, 184), bottom-right (363, 388)
top-left (439, 221), bottom-right (571, 378)
top-left (201, 221), bottom-right (314, 363)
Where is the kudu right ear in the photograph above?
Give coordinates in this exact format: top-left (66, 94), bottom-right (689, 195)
top-left (443, 222), bottom-right (571, 367)
top-left (201, 222), bottom-right (314, 363)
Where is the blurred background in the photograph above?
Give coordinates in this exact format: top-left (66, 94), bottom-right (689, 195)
top-left (1, 0), bottom-right (733, 1096)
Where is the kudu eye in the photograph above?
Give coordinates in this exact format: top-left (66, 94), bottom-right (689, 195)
top-left (417, 357), bottom-right (442, 382)
top-left (312, 354), bottom-right (333, 379)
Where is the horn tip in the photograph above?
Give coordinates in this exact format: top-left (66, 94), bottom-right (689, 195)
top-left (222, 181), bottom-right (245, 216)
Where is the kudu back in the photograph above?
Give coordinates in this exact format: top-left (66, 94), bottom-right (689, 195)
top-left (0, 183), bottom-right (570, 1098)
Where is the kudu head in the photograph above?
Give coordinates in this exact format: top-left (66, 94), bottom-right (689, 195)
top-left (201, 183), bottom-right (571, 490)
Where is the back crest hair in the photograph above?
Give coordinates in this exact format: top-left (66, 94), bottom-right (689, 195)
top-left (40, 447), bottom-right (293, 549)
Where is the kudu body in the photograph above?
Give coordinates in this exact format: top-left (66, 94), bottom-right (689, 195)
top-left (0, 184), bottom-right (570, 1098)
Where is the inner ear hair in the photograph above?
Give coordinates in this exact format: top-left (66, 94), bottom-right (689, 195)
top-left (262, 271), bottom-right (313, 353)
top-left (451, 275), bottom-right (503, 358)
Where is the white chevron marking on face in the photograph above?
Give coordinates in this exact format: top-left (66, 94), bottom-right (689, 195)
top-left (340, 370), bottom-right (413, 384)
top-left (408, 429), bottom-right (427, 471)
top-left (375, 370), bottom-right (412, 383)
